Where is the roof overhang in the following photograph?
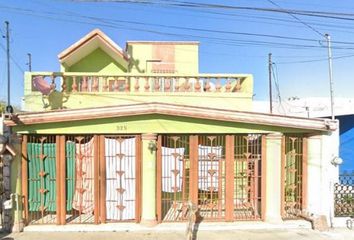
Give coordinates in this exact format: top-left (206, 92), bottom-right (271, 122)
top-left (58, 29), bottom-right (129, 68)
top-left (4, 103), bottom-right (337, 132)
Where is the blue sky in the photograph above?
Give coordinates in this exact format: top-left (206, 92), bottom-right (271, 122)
top-left (1, 0), bottom-right (354, 107)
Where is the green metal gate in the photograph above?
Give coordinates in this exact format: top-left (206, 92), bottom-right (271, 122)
top-left (27, 135), bottom-right (57, 224)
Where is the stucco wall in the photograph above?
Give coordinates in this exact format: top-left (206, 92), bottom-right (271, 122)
top-left (12, 114), bottom-right (317, 135)
top-left (67, 48), bottom-right (127, 73)
top-left (126, 43), bottom-right (199, 74)
top-left (307, 129), bottom-right (340, 226)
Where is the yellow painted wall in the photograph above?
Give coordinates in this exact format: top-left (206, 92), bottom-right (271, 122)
top-left (22, 91), bottom-right (253, 112)
top-left (126, 43), bottom-right (199, 74)
top-left (174, 44), bottom-right (199, 74)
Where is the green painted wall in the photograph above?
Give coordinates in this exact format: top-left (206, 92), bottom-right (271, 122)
top-left (13, 114), bottom-right (317, 135)
top-left (68, 48), bottom-right (126, 73)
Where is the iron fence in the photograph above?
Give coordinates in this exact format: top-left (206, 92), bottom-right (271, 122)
top-left (334, 171), bottom-right (354, 217)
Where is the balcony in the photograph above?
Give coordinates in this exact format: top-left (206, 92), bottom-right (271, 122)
top-left (23, 72), bottom-right (253, 112)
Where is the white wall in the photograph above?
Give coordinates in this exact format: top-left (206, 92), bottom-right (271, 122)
top-left (307, 127), bottom-right (340, 227)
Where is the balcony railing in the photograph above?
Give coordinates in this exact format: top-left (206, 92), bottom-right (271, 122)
top-left (26, 72), bottom-right (252, 95)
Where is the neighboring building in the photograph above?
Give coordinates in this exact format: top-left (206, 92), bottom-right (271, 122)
top-left (335, 114), bottom-right (354, 172)
top-left (2, 29), bottom-right (340, 232)
top-left (254, 98), bottom-right (354, 173)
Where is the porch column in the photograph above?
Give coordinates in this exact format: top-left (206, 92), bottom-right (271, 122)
top-left (264, 132), bottom-right (283, 223)
top-left (10, 134), bottom-right (24, 232)
top-left (140, 133), bottom-right (157, 226)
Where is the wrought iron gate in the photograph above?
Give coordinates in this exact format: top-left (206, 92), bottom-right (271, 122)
top-left (233, 135), bottom-right (262, 220)
top-left (197, 135), bottom-right (225, 220)
top-left (281, 136), bottom-right (307, 219)
top-left (157, 134), bottom-right (265, 222)
top-left (102, 135), bottom-right (140, 222)
top-left (65, 135), bottom-right (96, 224)
top-left (23, 134), bottom-right (141, 225)
top-left (25, 135), bottom-right (57, 224)
top-left (157, 135), bottom-right (190, 222)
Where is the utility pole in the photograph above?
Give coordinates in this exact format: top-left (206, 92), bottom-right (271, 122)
top-left (27, 53), bottom-right (32, 72)
top-left (325, 34), bottom-right (335, 120)
top-left (5, 21), bottom-right (12, 113)
top-left (268, 53), bottom-right (273, 114)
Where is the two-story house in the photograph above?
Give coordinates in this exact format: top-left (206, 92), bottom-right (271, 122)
top-left (3, 29), bottom-right (340, 231)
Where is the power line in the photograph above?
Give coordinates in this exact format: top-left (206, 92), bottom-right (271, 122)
top-left (92, 0), bottom-right (354, 35)
top-left (271, 62), bottom-right (287, 115)
top-left (0, 5), bottom-right (324, 43)
top-left (275, 53), bottom-right (354, 64)
top-left (76, 0), bottom-right (354, 21)
top-left (2, 1), bottom-right (354, 71)
top-left (266, 0), bottom-right (323, 37)
top-left (0, 42), bottom-right (25, 73)
top-left (272, 63), bottom-right (282, 103)
top-left (3, 4), bottom-right (354, 51)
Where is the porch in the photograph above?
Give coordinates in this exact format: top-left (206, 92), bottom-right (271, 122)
top-left (20, 133), bottom-right (307, 226)
top-left (3, 101), bottom-right (337, 231)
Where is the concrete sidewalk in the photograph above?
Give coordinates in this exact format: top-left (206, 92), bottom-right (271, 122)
top-left (1, 228), bottom-right (353, 240)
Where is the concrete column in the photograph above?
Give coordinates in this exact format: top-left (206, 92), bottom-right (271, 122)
top-left (140, 133), bottom-right (157, 226)
top-left (10, 134), bottom-right (24, 232)
top-left (265, 132), bottom-right (283, 223)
